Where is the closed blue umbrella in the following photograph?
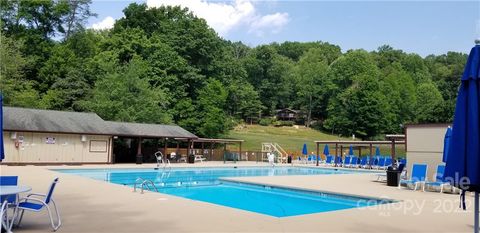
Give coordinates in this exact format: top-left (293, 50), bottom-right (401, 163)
top-left (323, 144), bottom-right (330, 156)
top-left (348, 145), bottom-right (354, 156)
top-left (0, 94), bottom-right (3, 161)
top-left (444, 42), bottom-right (480, 233)
top-left (442, 127), bottom-right (452, 163)
top-left (302, 143), bottom-right (307, 155)
top-left (375, 146), bottom-right (381, 156)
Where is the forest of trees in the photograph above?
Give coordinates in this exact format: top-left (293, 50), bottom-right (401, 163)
top-left (0, 1), bottom-right (467, 139)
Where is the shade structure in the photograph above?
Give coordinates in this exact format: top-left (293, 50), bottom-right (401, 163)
top-left (375, 146), bottom-right (381, 156)
top-left (443, 44), bottom-right (480, 233)
top-left (348, 145), bottom-right (354, 156)
top-left (302, 143), bottom-right (308, 155)
top-left (0, 94), bottom-right (3, 161)
top-left (442, 127), bottom-right (452, 163)
top-left (323, 144), bottom-right (330, 156)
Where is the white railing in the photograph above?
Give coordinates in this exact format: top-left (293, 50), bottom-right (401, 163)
top-left (261, 142), bottom-right (288, 163)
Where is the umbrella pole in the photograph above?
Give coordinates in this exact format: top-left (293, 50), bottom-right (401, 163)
top-left (476, 192), bottom-right (479, 233)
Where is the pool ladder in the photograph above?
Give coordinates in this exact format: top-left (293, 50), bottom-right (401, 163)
top-left (133, 178), bottom-right (158, 194)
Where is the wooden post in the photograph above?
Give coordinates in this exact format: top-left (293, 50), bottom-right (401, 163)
top-left (210, 142), bottom-right (214, 161)
top-left (316, 142), bottom-right (320, 166)
top-left (337, 145), bottom-right (343, 167)
top-left (391, 139), bottom-right (396, 161)
top-left (136, 137), bottom-right (143, 164)
top-left (335, 143), bottom-right (338, 165)
top-left (164, 138), bottom-right (167, 157)
top-left (201, 142), bottom-right (205, 156)
top-left (369, 143), bottom-right (373, 169)
top-left (176, 141), bottom-right (179, 154)
top-left (223, 143), bottom-right (227, 164)
top-left (239, 141), bottom-right (242, 161)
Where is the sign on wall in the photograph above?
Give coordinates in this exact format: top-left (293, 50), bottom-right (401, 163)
top-left (45, 137), bottom-right (56, 144)
top-left (89, 140), bottom-right (108, 153)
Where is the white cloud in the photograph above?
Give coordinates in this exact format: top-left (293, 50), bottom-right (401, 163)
top-left (249, 13), bottom-right (289, 36)
top-left (91, 16), bottom-right (115, 30)
top-left (146, 0), bottom-right (289, 36)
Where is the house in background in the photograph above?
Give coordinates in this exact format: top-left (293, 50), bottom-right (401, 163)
top-left (275, 108), bottom-right (301, 122)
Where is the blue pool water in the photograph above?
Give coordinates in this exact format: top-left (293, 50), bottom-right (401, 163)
top-left (55, 166), bottom-right (391, 217)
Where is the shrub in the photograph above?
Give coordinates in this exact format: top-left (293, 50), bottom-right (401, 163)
top-left (259, 118), bottom-right (273, 126)
top-left (280, 121), bottom-right (294, 126)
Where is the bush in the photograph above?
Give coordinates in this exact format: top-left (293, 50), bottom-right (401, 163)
top-left (279, 121), bottom-right (294, 126)
top-left (259, 118), bottom-right (273, 126)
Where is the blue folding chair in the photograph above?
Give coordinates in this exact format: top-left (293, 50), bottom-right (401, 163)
top-left (399, 164), bottom-right (428, 191)
top-left (16, 178), bottom-right (61, 231)
top-left (1, 176), bottom-right (19, 232)
top-left (1, 176), bottom-right (19, 204)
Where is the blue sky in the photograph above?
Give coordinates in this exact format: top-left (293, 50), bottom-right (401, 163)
top-left (88, 0), bottom-right (480, 57)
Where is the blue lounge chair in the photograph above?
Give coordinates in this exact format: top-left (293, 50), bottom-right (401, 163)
top-left (334, 156), bottom-right (342, 166)
top-left (399, 164), bottom-right (428, 191)
top-left (375, 157), bottom-right (386, 169)
top-left (425, 165), bottom-right (450, 193)
top-left (350, 156), bottom-right (358, 168)
top-left (384, 157), bottom-right (393, 169)
top-left (343, 156), bottom-right (351, 167)
top-left (359, 156), bottom-right (368, 168)
top-left (325, 155), bottom-right (333, 165)
top-left (16, 178), bottom-right (61, 231)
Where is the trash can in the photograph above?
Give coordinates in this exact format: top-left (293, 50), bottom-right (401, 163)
top-left (386, 168), bottom-right (401, 186)
top-left (287, 155), bottom-right (292, 164)
top-left (188, 154), bottom-right (195, 163)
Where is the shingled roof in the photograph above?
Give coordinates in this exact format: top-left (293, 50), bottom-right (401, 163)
top-left (3, 107), bottom-right (110, 135)
top-left (2, 107), bottom-right (198, 139)
top-left (106, 121), bottom-right (197, 139)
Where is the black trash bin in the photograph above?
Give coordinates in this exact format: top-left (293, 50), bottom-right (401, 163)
top-left (287, 155), bottom-right (292, 164)
top-left (386, 168), bottom-right (401, 186)
top-left (188, 154), bottom-right (195, 163)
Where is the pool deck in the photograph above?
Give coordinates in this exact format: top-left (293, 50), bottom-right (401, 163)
top-left (0, 162), bottom-right (474, 233)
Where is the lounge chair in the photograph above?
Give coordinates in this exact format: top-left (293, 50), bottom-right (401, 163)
top-left (399, 164), bottom-right (428, 191)
top-left (16, 178), bottom-right (61, 231)
top-left (343, 156), bottom-right (351, 167)
top-left (376, 163), bottom-right (405, 181)
top-left (350, 156), bottom-right (358, 168)
top-left (375, 157), bottom-right (386, 170)
top-left (194, 154), bottom-right (206, 163)
top-left (359, 156), bottom-right (368, 168)
top-left (384, 157), bottom-right (393, 169)
top-left (325, 155), bottom-right (333, 165)
top-left (425, 165), bottom-right (451, 193)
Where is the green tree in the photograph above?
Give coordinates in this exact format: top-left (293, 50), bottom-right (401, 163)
top-left (195, 79), bottom-right (231, 138)
top-left (295, 48), bottom-right (332, 126)
top-left (83, 58), bottom-right (171, 124)
top-left (0, 34), bottom-right (40, 107)
top-left (415, 82), bottom-right (445, 123)
top-left (324, 74), bottom-right (388, 139)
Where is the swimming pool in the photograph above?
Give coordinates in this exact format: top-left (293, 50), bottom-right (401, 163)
top-left (55, 166), bottom-right (392, 217)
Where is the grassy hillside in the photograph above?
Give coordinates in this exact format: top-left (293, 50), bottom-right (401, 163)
top-left (226, 125), bottom-right (405, 157)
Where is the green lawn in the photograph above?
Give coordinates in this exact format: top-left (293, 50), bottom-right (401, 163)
top-left (225, 125), bottom-right (405, 157)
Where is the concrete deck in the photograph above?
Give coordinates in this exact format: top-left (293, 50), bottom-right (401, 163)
top-left (0, 162), bottom-right (475, 233)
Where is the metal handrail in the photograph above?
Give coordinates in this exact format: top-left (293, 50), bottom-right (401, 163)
top-left (133, 178), bottom-right (145, 192)
top-left (133, 178), bottom-right (159, 194)
top-left (140, 180), bottom-right (158, 194)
